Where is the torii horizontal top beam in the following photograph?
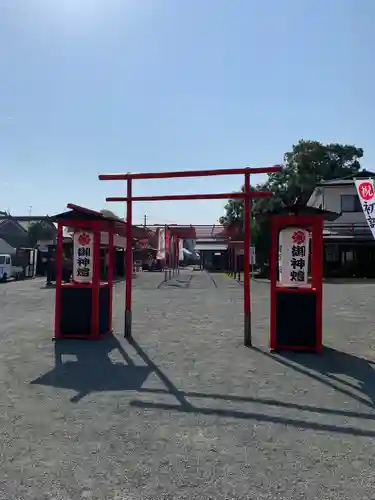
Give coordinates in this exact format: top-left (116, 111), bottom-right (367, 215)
top-left (99, 165), bottom-right (282, 181)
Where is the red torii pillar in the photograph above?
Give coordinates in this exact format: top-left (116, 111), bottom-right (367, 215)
top-left (125, 179), bottom-right (133, 337)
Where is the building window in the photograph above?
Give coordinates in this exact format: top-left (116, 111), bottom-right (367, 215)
top-left (341, 194), bottom-right (362, 213)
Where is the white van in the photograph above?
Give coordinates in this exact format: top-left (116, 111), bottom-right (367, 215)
top-left (0, 254), bottom-right (24, 282)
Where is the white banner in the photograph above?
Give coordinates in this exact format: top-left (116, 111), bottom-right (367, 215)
top-left (250, 246), bottom-right (256, 265)
top-left (156, 228), bottom-right (166, 260)
top-left (178, 239), bottom-right (184, 260)
top-left (73, 231), bottom-right (94, 283)
top-left (355, 178), bottom-right (375, 239)
top-left (278, 227), bottom-right (309, 286)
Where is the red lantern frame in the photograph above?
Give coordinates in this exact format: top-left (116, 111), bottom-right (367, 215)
top-left (270, 214), bottom-right (324, 353)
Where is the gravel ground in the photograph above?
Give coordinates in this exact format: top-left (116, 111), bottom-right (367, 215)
top-left (1, 271), bottom-right (375, 499)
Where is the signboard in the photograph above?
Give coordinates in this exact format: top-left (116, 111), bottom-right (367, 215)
top-left (178, 239), bottom-right (184, 260)
top-left (355, 178), bottom-right (375, 239)
top-left (73, 231), bottom-right (94, 283)
top-left (250, 246), bottom-right (256, 265)
top-left (165, 229), bottom-right (171, 255)
top-left (236, 246), bottom-right (256, 265)
top-left (278, 227), bottom-right (309, 286)
top-left (156, 228), bottom-right (166, 260)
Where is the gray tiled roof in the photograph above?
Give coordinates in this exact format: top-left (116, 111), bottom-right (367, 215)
top-left (0, 216), bottom-right (53, 231)
top-left (319, 170), bottom-right (375, 186)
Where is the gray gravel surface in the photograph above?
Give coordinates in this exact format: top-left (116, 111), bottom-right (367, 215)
top-left (1, 271), bottom-right (375, 499)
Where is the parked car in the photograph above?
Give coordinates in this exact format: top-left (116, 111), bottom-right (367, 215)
top-left (0, 254), bottom-right (25, 282)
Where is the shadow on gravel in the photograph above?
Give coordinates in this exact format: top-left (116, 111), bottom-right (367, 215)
top-left (127, 340), bottom-right (375, 438)
top-left (255, 346), bottom-right (375, 410)
top-left (31, 338), bottom-right (375, 437)
top-left (30, 335), bottom-right (151, 403)
top-left (323, 278), bottom-right (375, 284)
top-left (157, 275), bottom-right (192, 289)
top-left (160, 282), bottom-right (189, 289)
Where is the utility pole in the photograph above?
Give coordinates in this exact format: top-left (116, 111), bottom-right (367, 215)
top-left (28, 206), bottom-right (32, 230)
top-left (143, 214), bottom-right (147, 228)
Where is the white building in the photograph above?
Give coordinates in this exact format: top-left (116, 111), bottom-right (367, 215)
top-left (307, 172), bottom-right (375, 277)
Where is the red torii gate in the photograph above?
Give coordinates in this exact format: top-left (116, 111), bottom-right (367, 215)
top-left (161, 224), bottom-right (194, 278)
top-left (145, 224), bottom-right (226, 278)
top-left (99, 165), bottom-right (281, 346)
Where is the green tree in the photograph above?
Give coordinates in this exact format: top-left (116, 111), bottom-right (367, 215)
top-left (220, 140), bottom-right (364, 266)
top-left (262, 140), bottom-right (363, 209)
top-left (28, 220), bottom-right (56, 247)
top-left (219, 185), bottom-right (259, 238)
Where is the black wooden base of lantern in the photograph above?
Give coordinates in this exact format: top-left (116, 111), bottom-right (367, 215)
top-left (59, 286), bottom-right (110, 337)
top-left (275, 290), bottom-right (317, 350)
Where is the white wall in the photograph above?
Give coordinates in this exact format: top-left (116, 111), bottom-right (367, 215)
top-left (100, 232), bottom-right (126, 249)
top-left (0, 238), bottom-right (16, 255)
top-left (308, 184), bottom-right (367, 225)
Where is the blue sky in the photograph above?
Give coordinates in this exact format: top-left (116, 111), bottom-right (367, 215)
top-left (0, 0), bottom-right (374, 226)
